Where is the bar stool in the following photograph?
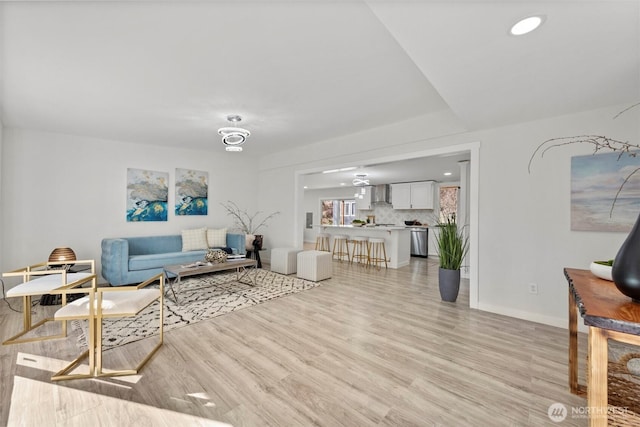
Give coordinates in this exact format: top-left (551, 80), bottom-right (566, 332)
top-left (315, 233), bottom-right (330, 252)
top-left (332, 235), bottom-right (350, 262)
top-left (368, 237), bottom-right (388, 269)
top-left (350, 236), bottom-right (369, 267)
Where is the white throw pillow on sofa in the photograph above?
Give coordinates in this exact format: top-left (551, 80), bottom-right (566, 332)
top-left (207, 228), bottom-right (227, 248)
top-left (181, 227), bottom-right (208, 251)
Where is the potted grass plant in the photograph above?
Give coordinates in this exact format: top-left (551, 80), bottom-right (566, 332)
top-left (435, 214), bottom-right (469, 302)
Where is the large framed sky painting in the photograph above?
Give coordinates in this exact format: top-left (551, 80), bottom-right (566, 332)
top-left (571, 151), bottom-right (640, 232)
top-left (175, 168), bottom-right (208, 216)
top-left (126, 168), bottom-right (169, 222)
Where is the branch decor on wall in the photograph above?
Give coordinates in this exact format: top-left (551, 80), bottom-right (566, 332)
top-left (175, 168), bottom-right (208, 216)
top-left (126, 168), bottom-right (169, 222)
top-left (571, 151), bottom-right (640, 232)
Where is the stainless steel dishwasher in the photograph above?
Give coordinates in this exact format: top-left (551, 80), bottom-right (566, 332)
top-left (409, 227), bottom-right (428, 257)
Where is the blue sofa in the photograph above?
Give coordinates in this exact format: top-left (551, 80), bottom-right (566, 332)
top-left (101, 233), bottom-right (246, 286)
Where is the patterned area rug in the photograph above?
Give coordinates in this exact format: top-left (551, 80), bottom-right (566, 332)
top-left (72, 269), bottom-right (320, 350)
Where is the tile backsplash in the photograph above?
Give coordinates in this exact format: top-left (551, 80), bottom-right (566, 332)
top-left (357, 204), bottom-right (435, 226)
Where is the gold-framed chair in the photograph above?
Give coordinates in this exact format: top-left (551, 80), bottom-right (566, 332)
top-left (2, 260), bottom-right (97, 345)
top-left (51, 273), bottom-right (164, 381)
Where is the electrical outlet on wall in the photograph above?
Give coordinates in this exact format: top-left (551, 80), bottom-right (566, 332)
top-left (528, 283), bottom-right (538, 294)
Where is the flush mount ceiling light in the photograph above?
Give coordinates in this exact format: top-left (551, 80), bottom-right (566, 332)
top-left (352, 173), bottom-right (369, 186)
top-left (218, 115), bottom-right (250, 150)
top-left (218, 127), bottom-right (250, 145)
top-left (510, 15), bottom-right (545, 36)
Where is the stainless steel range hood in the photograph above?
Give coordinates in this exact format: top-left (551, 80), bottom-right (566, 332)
top-left (373, 184), bottom-right (390, 204)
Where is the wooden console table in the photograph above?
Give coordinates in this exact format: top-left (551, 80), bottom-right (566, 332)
top-left (565, 268), bottom-right (640, 426)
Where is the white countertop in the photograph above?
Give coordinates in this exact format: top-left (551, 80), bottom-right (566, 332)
top-left (318, 224), bottom-right (409, 231)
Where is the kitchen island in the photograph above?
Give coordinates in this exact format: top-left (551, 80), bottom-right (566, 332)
top-left (318, 225), bottom-right (411, 269)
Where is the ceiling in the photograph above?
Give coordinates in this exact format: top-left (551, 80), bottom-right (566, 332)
top-left (1, 1), bottom-right (638, 186)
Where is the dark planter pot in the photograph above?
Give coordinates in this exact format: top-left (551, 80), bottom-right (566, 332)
top-left (439, 267), bottom-right (461, 302)
top-left (612, 212), bottom-right (640, 302)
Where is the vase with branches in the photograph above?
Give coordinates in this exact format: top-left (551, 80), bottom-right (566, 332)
top-left (220, 201), bottom-right (280, 250)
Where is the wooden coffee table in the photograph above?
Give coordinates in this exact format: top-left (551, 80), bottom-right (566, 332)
top-left (164, 258), bottom-right (258, 303)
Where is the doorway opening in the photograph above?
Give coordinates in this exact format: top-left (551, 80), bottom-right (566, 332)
top-left (295, 141), bottom-right (479, 309)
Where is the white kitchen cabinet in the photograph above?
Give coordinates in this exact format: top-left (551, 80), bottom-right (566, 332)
top-left (391, 183), bottom-right (411, 209)
top-left (391, 181), bottom-right (434, 209)
top-left (410, 181), bottom-right (434, 209)
top-left (355, 186), bottom-right (374, 211)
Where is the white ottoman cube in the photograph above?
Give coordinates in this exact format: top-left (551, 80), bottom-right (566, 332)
top-left (271, 247), bottom-right (302, 275)
top-left (297, 250), bottom-right (332, 282)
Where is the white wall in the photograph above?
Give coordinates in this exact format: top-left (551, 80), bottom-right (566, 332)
top-left (253, 164), bottom-right (297, 254)
top-left (259, 105), bottom-right (640, 328)
top-left (472, 105), bottom-right (639, 326)
top-left (1, 129), bottom-right (259, 285)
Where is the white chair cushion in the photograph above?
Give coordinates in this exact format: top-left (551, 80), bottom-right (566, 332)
top-left (6, 273), bottom-right (93, 297)
top-left (55, 288), bottom-right (160, 319)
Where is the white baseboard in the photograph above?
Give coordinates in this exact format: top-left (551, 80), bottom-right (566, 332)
top-left (477, 302), bottom-right (587, 332)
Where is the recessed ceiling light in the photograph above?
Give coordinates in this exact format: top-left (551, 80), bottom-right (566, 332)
top-left (340, 183), bottom-right (346, 186)
top-left (444, 172), bottom-right (452, 176)
top-left (510, 15), bottom-right (544, 36)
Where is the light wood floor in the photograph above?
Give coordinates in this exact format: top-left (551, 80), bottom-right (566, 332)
top-left (0, 254), bottom-right (589, 426)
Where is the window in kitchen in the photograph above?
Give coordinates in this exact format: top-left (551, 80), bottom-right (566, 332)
top-left (321, 199), bottom-right (356, 225)
top-left (439, 186), bottom-right (458, 222)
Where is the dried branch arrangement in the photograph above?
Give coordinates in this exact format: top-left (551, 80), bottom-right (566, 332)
top-left (528, 103), bottom-right (640, 216)
top-left (220, 200), bottom-right (280, 234)
top-left (528, 135), bottom-right (640, 174)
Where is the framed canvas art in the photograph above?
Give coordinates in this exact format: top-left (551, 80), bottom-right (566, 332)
top-left (175, 168), bottom-right (208, 216)
top-left (571, 151), bottom-right (640, 232)
top-left (126, 168), bottom-right (169, 222)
